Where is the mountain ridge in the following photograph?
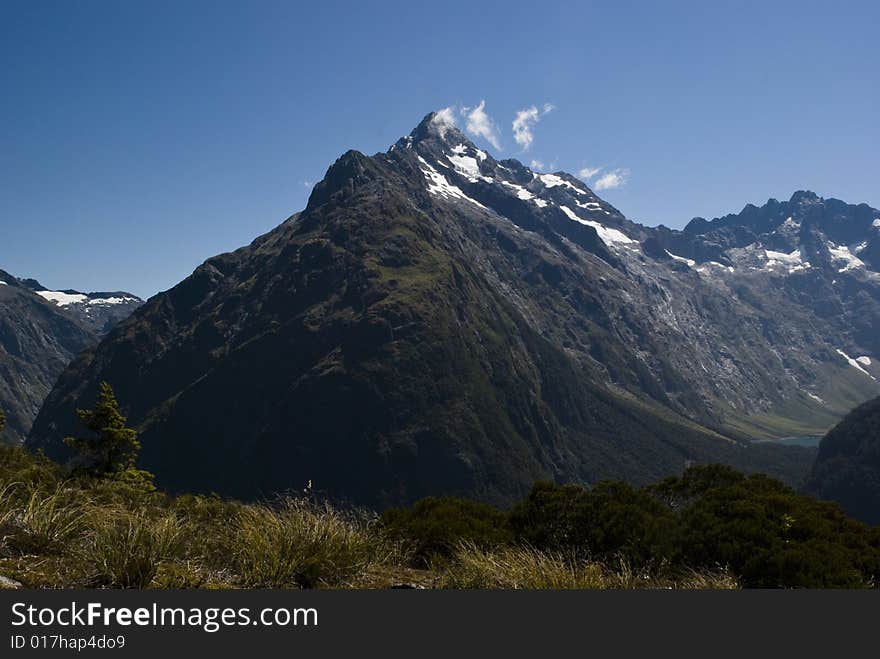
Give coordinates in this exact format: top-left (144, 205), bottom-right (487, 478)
top-left (0, 269), bottom-right (142, 443)
top-left (25, 112), bottom-right (879, 505)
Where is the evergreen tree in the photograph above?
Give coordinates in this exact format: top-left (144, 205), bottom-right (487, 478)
top-left (0, 406), bottom-right (5, 438)
top-left (64, 382), bottom-right (142, 476)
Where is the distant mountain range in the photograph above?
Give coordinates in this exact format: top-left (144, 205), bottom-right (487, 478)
top-left (0, 270), bottom-right (142, 443)
top-left (20, 279), bottom-right (142, 334)
top-left (19, 112), bottom-right (880, 506)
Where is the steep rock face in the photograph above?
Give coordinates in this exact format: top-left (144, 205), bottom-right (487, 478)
top-left (650, 190), bottom-right (880, 437)
top-left (0, 272), bottom-right (97, 443)
top-left (27, 114), bottom-right (822, 506)
top-left (805, 397), bottom-right (880, 525)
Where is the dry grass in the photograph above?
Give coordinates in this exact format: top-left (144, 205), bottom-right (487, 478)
top-left (80, 509), bottom-right (182, 588)
top-left (0, 446), bottom-right (743, 590)
top-left (221, 498), bottom-right (395, 588)
top-left (0, 483), bottom-right (90, 554)
top-left (438, 543), bottom-right (739, 590)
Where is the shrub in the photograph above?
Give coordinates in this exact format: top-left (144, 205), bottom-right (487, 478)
top-left (508, 480), bottom-right (676, 564)
top-left (0, 444), bottom-right (63, 491)
top-left (380, 496), bottom-right (513, 564)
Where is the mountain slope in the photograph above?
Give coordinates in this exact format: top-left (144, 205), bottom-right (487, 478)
top-left (27, 114), bottom-right (820, 506)
top-left (651, 191), bottom-right (880, 437)
top-left (805, 396), bottom-right (880, 525)
top-left (0, 271), bottom-right (98, 443)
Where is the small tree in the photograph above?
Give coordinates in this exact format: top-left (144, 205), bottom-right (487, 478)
top-left (0, 406), bottom-right (6, 438)
top-left (65, 382), bottom-right (142, 477)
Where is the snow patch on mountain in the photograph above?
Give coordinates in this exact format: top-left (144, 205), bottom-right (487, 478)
top-left (447, 154), bottom-right (481, 180)
top-left (36, 291), bottom-right (88, 306)
top-left (539, 174), bottom-right (590, 196)
top-left (88, 296), bottom-right (138, 306)
top-left (418, 156), bottom-right (487, 209)
top-left (559, 205), bottom-right (635, 246)
top-left (765, 249), bottom-right (810, 273)
top-left (499, 181), bottom-right (548, 208)
top-left (501, 181), bottom-right (534, 201)
top-left (828, 244), bottom-right (865, 273)
top-left (695, 262), bottom-right (735, 274)
top-left (665, 250), bottom-right (696, 267)
top-left (836, 349), bottom-right (876, 380)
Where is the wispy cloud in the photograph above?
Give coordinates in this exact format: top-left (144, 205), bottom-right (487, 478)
top-left (578, 166), bottom-right (602, 180)
top-left (461, 100), bottom-right (501, 150)
top-left (529, 159), bottom-right (546, 170)
top-left (592, 168), bottom-right (630, 191)
top-left (431, 107), bottom-right (457, 137)
top-left (512, 103), bottom-right (555, 151)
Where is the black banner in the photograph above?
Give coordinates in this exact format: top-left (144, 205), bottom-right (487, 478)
top-left (1, 589), bottom-right (877, 656)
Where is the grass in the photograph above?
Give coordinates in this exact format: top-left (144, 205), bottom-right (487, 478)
top-left (438, 543), bottom-right (739, 590)
top-left (0, 444), bottom-right (802, 591)
top-left (81, 509), bottom-right (182, 588)
top-left (222, 499), bottom-right (388, 588)
top-left (722, 364), bottom-right (880, 441)
top-left (0, 486), bottom-right (736, 590)
top-left (0, 483), bottom-right (89, 554)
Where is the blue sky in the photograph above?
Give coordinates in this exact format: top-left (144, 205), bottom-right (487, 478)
top-left (2, 1), bottom-right (877, 299)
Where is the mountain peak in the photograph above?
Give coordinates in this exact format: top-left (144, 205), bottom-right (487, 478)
top-left (790, 190), bottom-right (821, 205)
top-left (397, 110), bottom-right (476, 153)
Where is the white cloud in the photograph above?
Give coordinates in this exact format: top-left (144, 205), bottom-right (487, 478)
top-left (593, 168), bottom-right (630, 191)
top-left (530, 159), bottom-right (546, 171)
top-left (512, 103), bottom-right (555, 151)
top-left (462, 100), bottom-right (501, 150)
top-left (431, 107), bottom-right (457, 137)
top-left (578, 166), bottom-right (601, 180)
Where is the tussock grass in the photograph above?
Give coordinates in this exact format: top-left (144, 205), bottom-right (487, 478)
top-left (81, 509), bottom-right (182, 588)
top-left (439, 544), bottom-right (606, 589)
top-left (0, 444), bottom-right (774, 590)
top-left (0, 483), bottom-right (89, 554)
top-left (439, 544), bottom-right (739, 590)
top-left (223, 498), bottom-right (387, 588)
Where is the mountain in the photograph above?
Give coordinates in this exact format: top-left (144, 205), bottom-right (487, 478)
top-left (805, 396), bottom-right (880, 525)
top-left (0, 271), bottom-right (142, 444)
top-left (27, 112), bottom-right (879, 506)
top-left (648, 190), bottom-right (880, 438)
top-left (0, 271), bottom-right (97, 444)
top-left (21, 279), bottom-right (143, 335)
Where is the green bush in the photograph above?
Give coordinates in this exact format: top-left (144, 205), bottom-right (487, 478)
top-left (1, 439), bottom-right (878, 589)
top-left (380, 496), bottom-right (513, 564)
top-left (509, 480), bottom-right (676, 565)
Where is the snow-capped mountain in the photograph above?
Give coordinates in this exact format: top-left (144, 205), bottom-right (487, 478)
top-left (27, 112), bottom-right (880, 506)
top-left (0, 270), bottom-right (143, 443)
top-left (21, 279), bottom-right (143, 335)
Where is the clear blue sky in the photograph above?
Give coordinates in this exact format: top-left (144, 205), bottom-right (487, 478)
top-left (2, 1), bottom-right (877, 299)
